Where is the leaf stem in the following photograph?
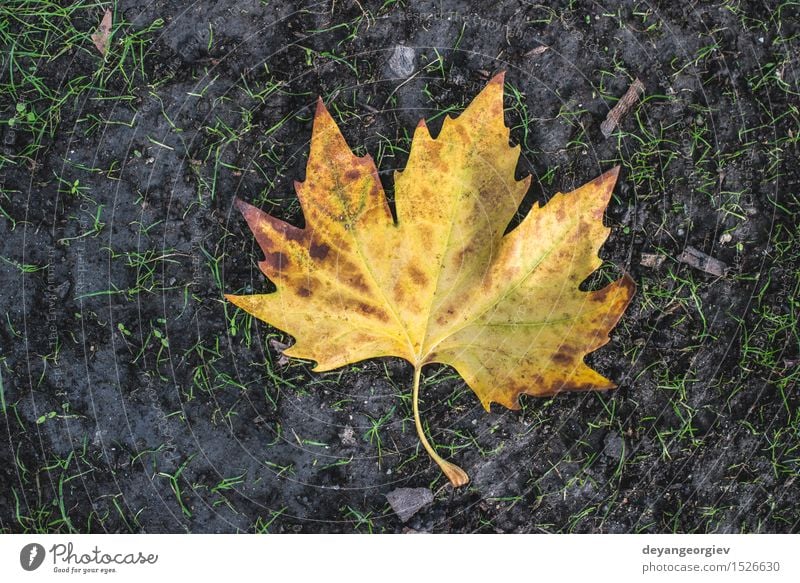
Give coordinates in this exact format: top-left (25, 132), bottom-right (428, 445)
top-left (411, 365), bottom-right (469, 487)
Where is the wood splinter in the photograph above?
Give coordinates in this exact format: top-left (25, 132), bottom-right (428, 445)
top-left (601, 78), bottom-right (645, 138)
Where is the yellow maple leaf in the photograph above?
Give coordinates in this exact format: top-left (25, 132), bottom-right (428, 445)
top-left (226, 73), bottom-right (635, 486)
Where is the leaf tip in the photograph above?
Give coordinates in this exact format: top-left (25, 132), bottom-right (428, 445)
top-left (595, 165), bottom-right (620, 189)
top-left (618, 271), bottom-right (637, 304)
top-left (488, 70), bottom-right (506, 87)
top-left (590, 166), bottom-right (621, 200)
top-left (232, 198), bottom-right (269, 234)
top-left (314, 96), bottom-right (326, 117)
top-left (580, 166), bottom-right (622, 215)
top-left (232, 196), bottom-right (257, 218)
top-left (312, 96), bottom-right (336, 134)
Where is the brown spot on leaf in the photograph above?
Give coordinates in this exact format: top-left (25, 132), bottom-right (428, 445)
top-left (436, 307), bottom-right (455, 326)
top-left (552, 351), bottom-right (573, 365)
top-left (433, 154), bottom-right (448, 173)
top-left (309, 163), bottom-right (323, 177)
top-left (370, 179), bottom-right (381, 194)
top-left (568, 223), bottom-right (587, 243)
top-left (591, 284), bottom-right (611, 302)
top-left (455, 243), bottom-right (474, 267)
top-left (309, 242), bottom-right (330, 260)
top-left (264, 251), bottom-right (288, 271)
top-left (408, 265), bottom-right (427, 286)
top-left (393, 282), bottom-right (406, 303)
top-left (357, 302), bottom-right (389, 322)
top-left (298, 287), bottom-right (311, 297)
top-left (283, 226), bottom-right (306, 242)
top-left (453, 123), bottom-right (470, 144)
top-left (491, 100), bottom-right (503, 119)
top-left (347, 274), bottom-right (369, 293)
top-left (418, 223), bottom-right (434, 247)
top-left (254, 232), bottom-right (275, 251)
top-left (345, 169), bottom-right (360, 181)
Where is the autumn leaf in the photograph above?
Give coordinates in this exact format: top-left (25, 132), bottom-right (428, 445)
top-left (91, 8), bottom-right (113, 56)
top-left (226, 73), bottom-right (635, 487)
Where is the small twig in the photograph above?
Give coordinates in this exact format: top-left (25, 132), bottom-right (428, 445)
top-left (383, 70), bottom-right (420, 108)
top-left (601, 78), bottom-right (645, 138)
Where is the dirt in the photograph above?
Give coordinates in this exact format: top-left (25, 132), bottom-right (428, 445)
top-left (1, 0), bottom-right (798, 533)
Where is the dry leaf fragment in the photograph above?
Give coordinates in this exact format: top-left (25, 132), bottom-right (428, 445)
top-left (226, 73), bottom-right (635, 486)
top-left (91, 9), bottom-right (113, 55)
top-left (678, 245), bottom-right (727, 276)
top-left (386, 487), bottom-right (434, 522)
top-left (525, 45), bottom-right (549, 57)
top-left (640, 253), bottom-right (665, 269)
top-left (268, 338), bottom-right (291, 367)
top-left (339, 425), bottom-right (356, 447)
